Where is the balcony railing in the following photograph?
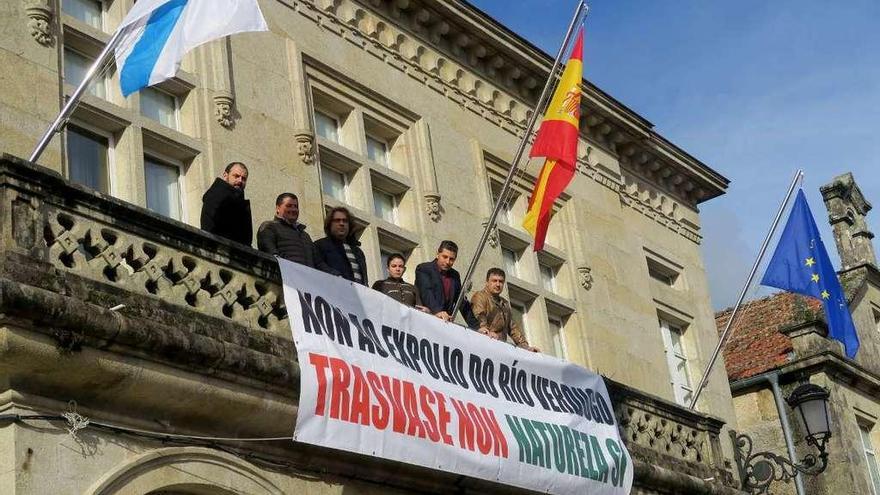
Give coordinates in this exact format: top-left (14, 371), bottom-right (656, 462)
top-left (0, 153), bottom-right (742, 494)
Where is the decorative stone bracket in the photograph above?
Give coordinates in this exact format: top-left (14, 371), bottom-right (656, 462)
top-left (25, 0), bottom-right (54, 46)
top-left (213, 91), bottom-right (235, 129)
top-left (293, 130), bottom-right (315, 165)
top-left (424, 193), bottom-right (441, 222)
top-left (577, 265), bottom-right (593, 291)
top-left (481, 220), bottom-right (498, 248)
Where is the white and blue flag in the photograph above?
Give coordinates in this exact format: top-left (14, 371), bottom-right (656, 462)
top-left (114, 0), bottom-right (268, 96)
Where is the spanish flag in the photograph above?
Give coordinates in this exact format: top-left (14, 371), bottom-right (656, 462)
top-left (522, 27), bottom-right (584, 251)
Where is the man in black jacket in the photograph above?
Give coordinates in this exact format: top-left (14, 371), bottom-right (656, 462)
top-left (315, 207), bottom-right (368, 285)
top-left (414, 240), bottom-right (478, 328)
top-left (200, 162), bottom-right (252, 245)
top-left (257, 193), bottom-right (338, 274)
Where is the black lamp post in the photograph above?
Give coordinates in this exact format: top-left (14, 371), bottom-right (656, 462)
top-left (731, 384), bottom-right (832, 494)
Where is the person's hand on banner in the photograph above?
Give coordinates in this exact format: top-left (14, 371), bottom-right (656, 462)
top-left (519, 343), bottom-right (541, 353)
top-left (435, 310), bottom-right (452, 321)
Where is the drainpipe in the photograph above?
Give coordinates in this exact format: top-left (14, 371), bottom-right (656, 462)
top-left (730, 371), bottom-right (805, 495)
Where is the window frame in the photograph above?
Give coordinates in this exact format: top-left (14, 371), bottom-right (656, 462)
top-left (314, 109), bottom-right (341, 144)
top-left (143, 151), bottom-right (186, 222)
top-left (320, 165), bottom-right (349, 203)
top-left (62, 0), bottom-right (106, 31)
top-left (365, 134), bottom-right (390, 168)
top-left (372, 188), bottom-right (398, 223)
top-left (140, 86), bottom-right (181, 130)
top-left (65, 120), bottom-right (115, 195)
top-left (63, 46), bottom-right (107, 100)
top-left (659, 317), bottom-right (693, 406)
top-left (860, 423), bottom-right (880, 495)
top-left (548, 315), bottom-right (567, 359)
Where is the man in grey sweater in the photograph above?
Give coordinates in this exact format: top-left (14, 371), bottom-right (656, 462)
top-left (257, 193), bottom-right (338, 275)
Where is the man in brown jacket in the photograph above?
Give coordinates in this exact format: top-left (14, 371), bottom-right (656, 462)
top-left (471, 268), bottom-right (539, 352)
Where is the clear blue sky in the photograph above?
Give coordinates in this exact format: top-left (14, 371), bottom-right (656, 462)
top-left (471, 0), bottom-right (880, 309)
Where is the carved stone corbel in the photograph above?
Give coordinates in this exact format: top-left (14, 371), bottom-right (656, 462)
top-left (213, 91), bottom-right (234, 129)
top-left (425, 193), bottom-right (441, 222)
top-left (482, 220), bottom-right (499, 248)
top-left (577, 265), bottom-right (593, 291)
top-left (25, 0), bottom-right (54, 46)
top-left (293, 130), bottom-right (315, 165)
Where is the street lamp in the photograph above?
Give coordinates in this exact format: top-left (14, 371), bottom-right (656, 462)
top-left (731, 384), bottom-right (832, 495)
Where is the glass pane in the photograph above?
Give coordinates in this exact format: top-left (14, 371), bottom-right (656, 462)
top-left (502, 247), bottom-right (517, 277)
top-left (540, 264), bottom-right (555, 291)
top-left (321, 167), bottom-right (345, 201)
top-left (863, 426), bottom-right (874, 451)
top-left (144, 158), bottom-right (181, 220)
top-left (315, 111), bottom-right (339, 143)
top-left (678, 387), bottom-right (693, 407)
top-left (63, 0), bottom-right (102, 29)
top-left (549, 318), bottom-right (564, 358)
top-left (66, 127), bottom-right (108, 192)
top-left (64, 48), bottom-right (105, 98)
top-left (674, 357), bottom-right (692, 387)
top-left (867, 450), bottom-right (880, 495)
top-left (669, 327), bottom-right (684, 354)
top-left (510, 302), bottom-right (527, 334)
top-left (141, 88), bottom-right (178, 129)
top-left (366, 136), bottom-right (388, 166)
top-left (373, 190), bottom-right (396, 222)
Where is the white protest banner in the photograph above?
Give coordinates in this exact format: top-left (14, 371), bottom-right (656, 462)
top-left (279, 258), bottom-right (633, 495)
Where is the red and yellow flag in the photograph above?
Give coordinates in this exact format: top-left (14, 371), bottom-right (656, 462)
top-left (523, 27), bottom-right (584, 251)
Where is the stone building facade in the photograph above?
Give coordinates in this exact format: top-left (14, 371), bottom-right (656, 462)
top-left (1, 0), bottom-right (744, 493)
top-left (718, 173), bottom-right (880, 494)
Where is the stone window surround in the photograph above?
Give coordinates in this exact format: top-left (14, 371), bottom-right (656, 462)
top-left (645, 247), bottom-right (686, 291)
top-left (306, 66), bottom-right (424, 280)
top-left (143, 150), bottom-right (188, 223)
top-left (658, 311), bottom-right (695, 406)
top-left (479, 151), bottom-right (577, 357)
top-left (858, 417), bottom-right (880, 495)
top-left (66, 118), bottom-right (117, 195)
top-left (59, 5), bottom-right (201, 219)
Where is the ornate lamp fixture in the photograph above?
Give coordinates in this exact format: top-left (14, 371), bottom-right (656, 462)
top-left (732, 384), bottom-right (831, 494)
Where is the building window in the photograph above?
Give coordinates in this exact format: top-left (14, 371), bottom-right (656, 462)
top-left (66, 125), bottom-right (109, 193)
top-left (548, 316), bottom-right (566, 359)
top-left (373, 189), bottom-right (397, 223)
top-left (64, 48), bottom-right (106, 99)
top-left (502, 246), bottom-right (519, 278)
top-left (660, 318), bottom-right (693, 406)
top-left (366, 135), bottom-right (389, 167)
top-left (144, 157), bottom-right (182, 220)
top-left (321, 166), bottom-right (347, 202)
top-left (873, 308), bottom-right (880, 335)
top-left (861, 424), bottom-right (880, 495)
top-left (63, 0), bottom-right (103, 29)
top-left (510, 300), bottom-right (529, 344)
top-left (315, 111), bottom-right (340, 143)
top-left (140, 87), bottom-right (179, 129)
top-left (647, 257), bottom-right (679, 287)
top-left (539, 262), bottom-right (557, 292)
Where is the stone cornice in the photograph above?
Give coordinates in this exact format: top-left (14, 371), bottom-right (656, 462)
top-left (341, 0), bottom-right (729, 206)
top-left (282, 0), bottom-right (716, 242)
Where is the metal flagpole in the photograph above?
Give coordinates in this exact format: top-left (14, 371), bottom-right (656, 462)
top-left (450, 0), bottom-right (588, 320)
top-left (688, 169), bottom-right (804, 409)
top-left (30, 27), bottom-right (127, 164)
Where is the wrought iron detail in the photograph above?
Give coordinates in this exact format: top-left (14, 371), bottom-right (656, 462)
top-left (731, 431), bottom-right (828, 494)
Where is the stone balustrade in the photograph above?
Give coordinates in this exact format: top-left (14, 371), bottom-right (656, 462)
top-left (0, 153), bottom-right (741, 494)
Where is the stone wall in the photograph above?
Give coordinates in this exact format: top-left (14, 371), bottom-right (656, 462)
top-left (0, 154), bottom-right (742, 493)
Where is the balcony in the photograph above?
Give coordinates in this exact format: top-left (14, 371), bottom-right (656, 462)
top-left (0, 153), bottom-right (742, 494)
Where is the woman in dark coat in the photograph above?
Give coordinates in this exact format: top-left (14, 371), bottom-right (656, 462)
top-left (372, 253), bottom-right (428, 312)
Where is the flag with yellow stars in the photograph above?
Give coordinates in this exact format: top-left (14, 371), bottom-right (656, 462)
top-left (761, 189), bottom-right (860, 358)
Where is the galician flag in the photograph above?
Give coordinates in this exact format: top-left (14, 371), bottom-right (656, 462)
top-left (114, 0), bottom-right (268, 97)
top-left (522, 26), bottom-right (584, 251)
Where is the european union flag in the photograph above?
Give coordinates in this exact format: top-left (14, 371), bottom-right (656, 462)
top-left (762, 190), bottom-right (860, 358)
